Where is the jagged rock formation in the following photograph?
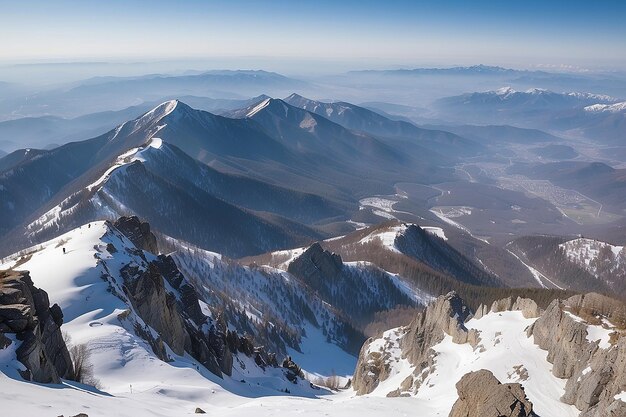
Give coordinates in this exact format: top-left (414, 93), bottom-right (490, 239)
top-left (110, 218), bottom-right (288, 380)
top-left (474, 296), bottom-right (541, 320)
top-left (287, 242), bottom-right (343, 289)
top-left (529, 293), bottom-right (625, 416)
top-left (449, 369), bottom-right (536, 417)
top-left (353, 291), bottom-right (477, 395)
top-left (112, 216), bottom-right (158, 254)
top-left (0, 270), bottom-right (73, 383)
top-left (402, 291), bottom-right (477, 365)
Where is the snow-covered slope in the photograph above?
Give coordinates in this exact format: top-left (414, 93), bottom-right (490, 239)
top-left (560, 238), bottom-right (625, 279)
top-left (363, 310), bottom-right (579, 416)
top-left (0, 221), bottom-right (316, 399)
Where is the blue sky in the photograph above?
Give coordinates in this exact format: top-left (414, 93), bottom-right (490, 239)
top-left (1, 0), bottom-right (625, 70)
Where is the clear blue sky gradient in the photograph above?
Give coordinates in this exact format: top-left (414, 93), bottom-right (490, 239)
top-left (1, 0), bottom-right (625, 69)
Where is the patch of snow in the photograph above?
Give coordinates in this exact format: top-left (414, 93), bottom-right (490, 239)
top-left (423, 226), bottom-right (447, 240)
top-left (414, 311), bottom-right (579, 417)
top-left (359, 225), bottom-right (407, 253)
top-left (246, 98), bottom-right (271, 117)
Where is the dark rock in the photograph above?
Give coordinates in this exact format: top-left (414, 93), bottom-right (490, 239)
top-left (0, 331), bottom-right (11, 349)
top-left (287, 243), bottom-right (343, 289)
top-left (194, 408), bottom-right (206, 414)
top-left (0, 270), bottom-right (73, 383)
top-left (282, 356), bottom-right (303, 383)
top-left (113, 216), bottom-right (159, 254)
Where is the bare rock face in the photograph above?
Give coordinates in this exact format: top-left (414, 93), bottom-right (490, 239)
top-left (352, 337), bottom-right (394, 395)
top-left (511, 297), bottom-right (541, 319)
top-left (287, 242), bottom-right (343, 289)
top-left (402, 291), bottom-right (474, 365)
top-left (112, 216), bottom-right (159, 254)
top-left (475, 296), bottom-right (540, 320)
top-left (449, 369), bottom-right (536, 417)
top-left (529, 293), bottom-right (626, 417)
top-left (353, 292), bottom-right (474, 395)
top-left (530, 298), bottom-right (596, 379)
top-left (0, 270), bottom-right (73, 383)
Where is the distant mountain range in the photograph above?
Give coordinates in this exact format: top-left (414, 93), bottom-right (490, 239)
top-left (0, 94), bottom-right (480, 257)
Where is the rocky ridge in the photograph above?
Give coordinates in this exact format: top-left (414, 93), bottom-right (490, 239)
top-left (104, 217), bottom-right (288, 379)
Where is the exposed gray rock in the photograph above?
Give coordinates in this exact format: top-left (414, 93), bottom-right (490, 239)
top-left (449, 369), bottom-right (536, 417)
top-left (490, 296), bottom-right (513, 313)
top-left (0, 270), bottom-right (73, 383)
top-left (530, 293), bottom-right (626, 417)
top-left (402, 291), bottom-right (474, 365)
top-left (529, 298), bottom-right (595, 379)
top-left (473, 303), bottom-right (490, 320)
top-left (353, 292), bottom-right (473, 395)
top-left (512, 297), bottom-right (541, 319)
top-left (121, 263), bottom-right (190, 356)
top-left (352, 338), bottom-right (394, 395)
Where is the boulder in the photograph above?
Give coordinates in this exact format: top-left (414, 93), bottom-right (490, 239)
top-left (449, 369), bottom-right (536, 417)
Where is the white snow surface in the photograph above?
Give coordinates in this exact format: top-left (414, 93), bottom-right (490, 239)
top-left (365, 310), bottom-right (579, 417)
top-left (560, 238), bottom-right (625, 277)
top-left (0, 222), bottom-right (335, 416)
top-left (584, 101), bottom-right (626, 113)
top-left (359, 224), bottom-right (406, 252)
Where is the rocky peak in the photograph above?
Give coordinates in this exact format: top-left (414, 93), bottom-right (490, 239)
top-left (402, 291), bottom-right (476, 364)
top-left (112, 216), bottom-right (158, 254)
top-left (449, 369), bottom-right (536, 417)
top-left (287, 242), bottom-right (343, 289)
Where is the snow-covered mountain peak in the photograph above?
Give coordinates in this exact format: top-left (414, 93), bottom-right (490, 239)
top-left (495, 86), bottom-right (516, 96)
top-left (584, 101), bottom-right (626, 113)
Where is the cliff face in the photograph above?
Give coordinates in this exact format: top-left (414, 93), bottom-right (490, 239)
top-left (0, 270), bottom-right (73, 383)
top-left (528, 293), bottom-right (625, 417)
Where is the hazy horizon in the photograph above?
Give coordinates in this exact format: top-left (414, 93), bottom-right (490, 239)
top-left (2, 0), bottom-right (625, 79)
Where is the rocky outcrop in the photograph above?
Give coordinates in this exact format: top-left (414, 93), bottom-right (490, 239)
top-left (112, 216), bottom-right (158, 254)
top-left (474, 296), bottom-right (541, 320)
top-left (529, 293), bottom-right (625, 417)
top-left (0, 270), bottom-right (73, 383)
top-left (287, 242), bottom-right (343, 289)
top-left (353, 292), bottom-right (476, 395)
top-left (449, 370), bottom-right (536, 417)
top-left (530, 297), bottom-right (600, 379)
top-left (402, 291), bottom-right (476, 366)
